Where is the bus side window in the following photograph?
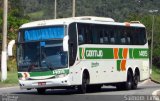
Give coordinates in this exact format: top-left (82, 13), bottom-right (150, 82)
top-left (100, 31), bottom-right (104, 44)
top-left (140, 29), bottom-right (147, 44)
top-left (138, 28), bottom-right (146, 45)
top-left (85, 28), bottom-right (90, 43)
top-left (103, 26), bottom-right (110, 44)
top-left (120, 28), bottom-right (131, 45)
top-left (103, 31), bottom-right (109, 44)
top-left (77, 23), bottom-right (92, 44)
top-left (133, 29), bottom-right (139, 45)
top-left (132, 29), bottom-right (139, 45)
top-left (126, 31), bottom-right (131, 45)
top-left (92, 30), bottom-right (98, 44)
top-left (127, 36), bottom-right (131, 44)
top-left (110, 30), bottom-right (115, 44)
top-left (83, 25), bottom-right (92, 44)
top-left (104, 37), bottom-right (109, 44)
top-left (78, 29), bottom-right (85, 45)
top-left (110, 35), bottom-right (115, 44)
top-left (122, 33), bottom-right (127, 44)
top-left (93, 25), bottom-right (101, 44)
top-left (130, 28), bottom-right (136, 45)
top-left (78, 35), bottom-right (84, 44)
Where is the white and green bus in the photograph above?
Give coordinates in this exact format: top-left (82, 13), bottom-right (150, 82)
top-left (17, 16), bottom-right (149, 94)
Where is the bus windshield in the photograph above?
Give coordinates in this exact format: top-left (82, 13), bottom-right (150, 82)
top-left (17, 26), bottom-right (68, 72)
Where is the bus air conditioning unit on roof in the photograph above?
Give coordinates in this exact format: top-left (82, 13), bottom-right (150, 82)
top-left (74, 16), bottom-right (115, 22)
top-left (130, 21), bottom-right (141, 23)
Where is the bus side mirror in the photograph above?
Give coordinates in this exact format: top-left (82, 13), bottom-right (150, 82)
top-left (8, 40), bottom-right (15, 56)
top-left (63, 35), bottom-right (69, 51)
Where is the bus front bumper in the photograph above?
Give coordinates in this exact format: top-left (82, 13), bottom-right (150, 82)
top-left (19, 75), bottom-right (71, 89)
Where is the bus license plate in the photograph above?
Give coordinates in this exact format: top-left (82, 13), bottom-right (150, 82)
top-left (38, 82), bottom-right (46, 86)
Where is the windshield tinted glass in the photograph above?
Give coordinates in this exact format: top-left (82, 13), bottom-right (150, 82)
top-left (17, 25), bottom-right (68, 72)
top-left (17, 40), bottom-right (68, 72)
top-left (19, 26), bottom-right (64, 42)
top-left (40, 41), bottom-right (68, 70)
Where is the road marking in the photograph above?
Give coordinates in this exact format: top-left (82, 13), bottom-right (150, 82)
top-left (152, 90), bottom-right (160, 101)
top-left (152, 90), bottom-right (160, 96)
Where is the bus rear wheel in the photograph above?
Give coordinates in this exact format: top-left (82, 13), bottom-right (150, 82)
top-left (37, 88), bottom-right (46, 94)
top-left (132, 73), bottom-right (139, 89)
top-left (116, 70), bottom-right (133, 90)
top-left (125, 70), bottom-right (133, 90)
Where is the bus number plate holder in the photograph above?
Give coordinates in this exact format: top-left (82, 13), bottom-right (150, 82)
top-left (38, 82), bottom-right (46, 86)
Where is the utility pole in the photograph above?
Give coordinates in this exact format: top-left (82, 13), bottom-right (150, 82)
top-left (149, 9), bottom-right (158, 75)
top-left (1, 0), bottom-right (8, 81)
top-left (72, 0), bottom-right (75, 17)
top-left (54, 0), bottom-right (57, 19)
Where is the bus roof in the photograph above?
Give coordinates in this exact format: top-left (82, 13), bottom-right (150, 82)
top-left (20, 16), bottom-right (145, 29)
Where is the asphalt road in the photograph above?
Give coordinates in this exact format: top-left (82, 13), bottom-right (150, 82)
top-left (0, 79), bottom-right (160, 101)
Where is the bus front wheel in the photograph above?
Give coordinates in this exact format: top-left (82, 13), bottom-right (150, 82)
top-left (78, 73), bottom-right (89, 93)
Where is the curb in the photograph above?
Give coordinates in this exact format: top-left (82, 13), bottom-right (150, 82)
top-left (151, 78), bottom-right (160, 96)
top-left (150, 78), bottom-right (160, 84)
top-left (138, 79), bottom-right (151, 86)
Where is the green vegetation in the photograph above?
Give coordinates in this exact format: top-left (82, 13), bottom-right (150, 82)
top-left (0, 71), bottom-right (18, 87)
top-left (19, 0), bottom-right (160, 21)
top-left (28, 11), bottom-right (44, 20)
top-left (0, 0), bottom-right (29, 72)
top-left (151, 66), bottom-right (160, 83)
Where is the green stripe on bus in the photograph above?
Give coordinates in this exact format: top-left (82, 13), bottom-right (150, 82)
top-left (129, 48), bottom-right (133, 59)
top-left (30, 71), bottom-right (53, 77)
top-left (118, 48), bottom-right (123, 59)
top-left (79, 48), bottom-right (148, 59)
top-left (132, 49), bottom-right (149, 59)
top-left (79, 48), bottom-right (83, 59)
top-left (18, 69), bottom-right (69, 77)
top-left (117, 60), bottom-right (121, 71)
top-left (79, 48), bottom-right (114, 59)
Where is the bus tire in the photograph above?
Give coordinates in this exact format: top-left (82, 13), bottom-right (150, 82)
top-left (78, 73), bottom-right (89, 93)
top-left (125, 70), bottom-right (133, 90)
top-left (116, 70), bottom-right (133, 90)
top-left (37, 88), bottom-right (46, 94)
top-left (132, 72), bottom-right (139, 89)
